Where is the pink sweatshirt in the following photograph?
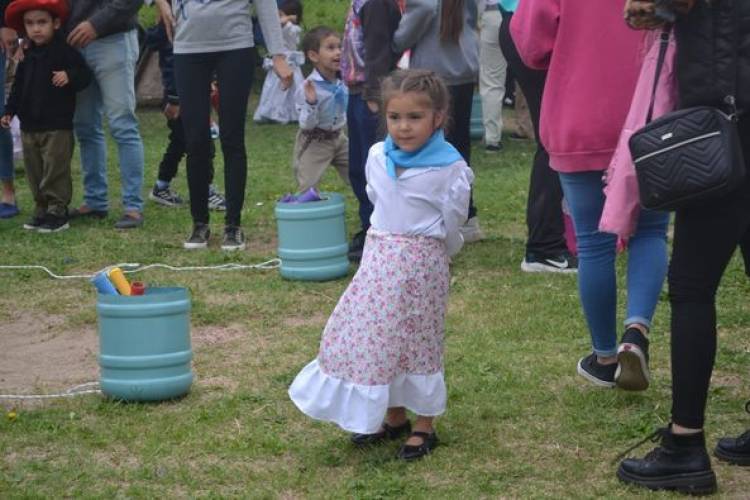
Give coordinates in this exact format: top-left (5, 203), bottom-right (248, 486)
top-left (510, 0), bottom-right (644, 173)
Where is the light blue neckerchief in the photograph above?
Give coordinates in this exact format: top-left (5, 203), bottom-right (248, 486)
top-left (313, 76), bottom-right (348, 118)
top-left (383, 130), bottom-right (463, 180)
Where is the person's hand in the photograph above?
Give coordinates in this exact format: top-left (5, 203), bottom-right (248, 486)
top-left (163, 103), bottom-right (180, 120)
top-left (0, 115), bottom-right (12, 129)
top-left (303, 80), bottom-right (317, 104)
top-left (366, 100), bottom-right (379, 114)
top-left (624, 0), bottom-right (661, 29)
top-left (155, 0), bottom-right (176, 43)
top-left (51, 71), bottom-right (69, 87)
top-left (0, 27), bottom-right (18, 56)
top-left (272, 54), bottom-right (294, 90)
top-left (67, 21), bottom-right (97, 48)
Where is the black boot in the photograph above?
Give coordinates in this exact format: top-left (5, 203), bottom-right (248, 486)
top-left (617, 427), bottom-right (717, 495)
top-left (714, 400), bottom-right (750, 466)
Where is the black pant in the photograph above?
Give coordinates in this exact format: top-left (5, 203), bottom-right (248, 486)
top-left (447, 82), bottom-right (477, 219)
top-left (157, 115), bottom-right (216, 186)
top-left (174, 47), bottom-right (255, 226)
top-left (499, 13), bottom-right (567, 257)
top-left (670, 118), bottom-right (750, 429)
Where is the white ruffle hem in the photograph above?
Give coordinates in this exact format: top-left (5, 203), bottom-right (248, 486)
top-left (288, 359), bottom-right (446, 434)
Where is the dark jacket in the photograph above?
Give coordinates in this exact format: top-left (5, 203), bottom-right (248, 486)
top-left (145, 21), bottom-right (178, 105)
top-left (6, 34), bottom-right (92, 132)
top-left (675, 0), bottom-right (750, 113)
top-left (64, 0), bottom-right (143, 39)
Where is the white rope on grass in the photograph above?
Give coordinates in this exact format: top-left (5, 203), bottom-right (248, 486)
top-left (0, 259), bottom-right (282, 280)
top-left (0, 382), bottom-right (102, 400)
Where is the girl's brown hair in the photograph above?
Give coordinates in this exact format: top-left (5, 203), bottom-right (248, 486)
top-left (380, 69), bottom-right (452, 129)
top-left (439, 0), bottom-right (465, 43)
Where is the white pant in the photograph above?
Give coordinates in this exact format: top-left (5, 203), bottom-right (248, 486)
top-left (478, 9), bottom-right (507, 145)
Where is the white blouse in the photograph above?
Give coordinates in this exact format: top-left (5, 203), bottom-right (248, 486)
top-left (365, 142), bottom-right (474, 256)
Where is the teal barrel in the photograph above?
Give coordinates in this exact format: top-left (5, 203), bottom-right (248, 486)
top-left (97, 287), bottom-right (193, 401)
top-left (470, 92), bottom-right (484, 140)
top-left (275, 192), bottom-right (349, 281)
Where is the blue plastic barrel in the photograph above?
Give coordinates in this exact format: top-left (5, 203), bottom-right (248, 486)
top-left (275, 192), bottom-right (349, 281)
top-left (97, 287), bottom-right (193, 401)
top-left (470, 92), bottom-right (484, 140)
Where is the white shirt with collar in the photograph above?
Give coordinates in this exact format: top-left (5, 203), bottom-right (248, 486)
top-left (295, 69), bottom-right (348, 132)
top-left (365, 142), bottom-right (475, 257)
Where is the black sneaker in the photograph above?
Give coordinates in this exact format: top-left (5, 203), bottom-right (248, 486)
top-left (23, 215), bottom-right (45, 230)
top-left (37, 213), bottom-right (70, 233)
top-left (617, 427), bottom-right (717, 495)
top-left (577, 353), bottom-right (616, 388)
top-left (351, 420), bottom-right (411, 446)
top-left (347, 229), bottom-right (366, 263)
top-left (184, 223), bottom-right (210, 250)
top-left (521, 252), bottom-right (578, 274)
top-left (221, 225), bottom-right (245, 251)
top-left (149, 184), bottom-right (183, 207)
top-left (616, 328), bottom-right (651, 391)
top-left (207, 186), bottom-right (227, 211)
top-left (485, 142), bottom-right (503, 152)
top-left (714, 401), bottom-right (750, 466)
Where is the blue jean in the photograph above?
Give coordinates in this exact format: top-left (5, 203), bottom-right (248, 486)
top-left (0, 53), bottom-right (14, 183)
top-left (73, 30), bottom-right (144, 212)
top-left (346, 93), bottom-right (379, 232)
top-left (559, 171), bottom-right (670, 357)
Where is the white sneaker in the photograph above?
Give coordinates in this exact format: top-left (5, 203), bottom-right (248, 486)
top-left (460, 217), bottom-right (484, 243)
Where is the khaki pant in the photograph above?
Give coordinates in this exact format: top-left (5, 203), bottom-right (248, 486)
top-left (22, 130), bottom-right (74, 217)
top-left (293, 129), bottom-right (349, 192)
top-left (478, 9), bottom-right (506, 145)
top-left (514, 86), bottom-right (534, 139)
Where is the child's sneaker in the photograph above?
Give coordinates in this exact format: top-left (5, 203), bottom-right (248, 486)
top-left (184, 223), bottom-right (210, 249)
top-left (208, 185), bottom-right (226, 211)
top-left (577, 353), bottom-right (616, 388)
top-left (150, 184), bottom-right (183, 207)
top-left (23, 215), bottom-right (45, 230)
top-left (460, 216), bottom-right (484, 243)
top-left (221, 225), bottom-right (245, 251)
top-left (615, 328), bottom-right (651, 391)
top-left (37, 214), bottom-right (70, 233)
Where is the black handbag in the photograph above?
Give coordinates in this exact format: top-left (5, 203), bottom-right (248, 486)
top-left (629, 29), bottom-right (745, 211)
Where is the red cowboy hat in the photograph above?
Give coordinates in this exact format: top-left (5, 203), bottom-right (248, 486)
top-left (4, 0), bottom-right (69, 34)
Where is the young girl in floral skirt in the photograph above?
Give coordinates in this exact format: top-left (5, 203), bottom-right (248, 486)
top-left (289, 69), bottom-right (473, 460)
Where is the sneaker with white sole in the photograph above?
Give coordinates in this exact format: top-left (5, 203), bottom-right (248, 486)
top-left (23, 215), bottom-right (45, 230)
top-left (37, 213), bottom-right (70, 233)
top-left (577, 353), bottom-right (616, 388)
top-left (184, 223), bottom-right (210, 249)
top-left (150, 184), bottom-right (183, 207)
top-left (208, 186), bottom-right (227, 211)
top-left (615, 327), bottom-right (651, 391)
top-left (221, 225), bottom-right (245, 251)
top-left (521, 252), bottom-right (578, 273)
top-left (460, 216), bottom-right (484, 243)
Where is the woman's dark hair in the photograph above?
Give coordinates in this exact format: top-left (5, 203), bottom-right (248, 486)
top-left (380, 69), bottom-right (452, 130)
top-left (439, 0), bottom-right (465, 43)
top-left (280, 0), bottom-right (303, 25)
top-left (301, 26), bottom-right (338, 58)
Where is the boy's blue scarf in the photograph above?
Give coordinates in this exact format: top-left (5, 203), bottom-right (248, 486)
top-left (313, 77), bottom-right (348, 117)
top-left (383, 130), bottom-right (463, 179)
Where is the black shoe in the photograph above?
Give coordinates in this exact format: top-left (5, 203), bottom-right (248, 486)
top-left (521, 251), bottom-right (578, 274)
top-left (114, 211), bottom-right (144, 229)
top-left (150, 184), bottom-right (183, 207)
top-left (351, 420), bottom-right (411, 446)
top-left (23, 215), bottom-right (45, 230)
top-left (485, 142), bottom-right (503, 152)
top-left (221, 225), bottom-right (246, 251)
top-left (69, 205), bottom-right (108, 220)
top-left (617, 427), bottom-right (717, 495)
top-left (397, 431), bottom-right (439, 461)
top-left (714, 401), bottom-right (750, 466)
top-left (184, 223), bottom-right (210, 250)
top-left (37, 213), bottom-right (70, 233)
top-left (616, 328), bottom-right (651, 391)
top-left (577, 353), bottom-right (616, 388)
top-left (347, 230), bottom-right (366, 263)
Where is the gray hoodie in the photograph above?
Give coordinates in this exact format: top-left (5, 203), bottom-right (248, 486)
top-left (172, 0), bottom-right (285, 55)
top-left (393, 0), bottom-right (479, 86)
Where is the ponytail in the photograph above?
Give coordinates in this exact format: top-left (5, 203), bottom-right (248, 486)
top-left (439, 0), bottom-right (465, 43)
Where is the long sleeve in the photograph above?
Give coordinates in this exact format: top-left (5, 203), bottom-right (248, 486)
top-left (360, 0), bottom-right (402, 101)
top-left (510, 0), bottom-right (560, 71)
top-left (4, 60), bottom-right (23, 116)
top-left (392, 0), bottom-right (437, 53)
top-left (255, 0), bottom-right (286, 55)
top-left (88, 0), bottom-right (144, 39)
top-left (441, 165), bottom-right (474, 256)
top-left (64, 46), bottom-right (93, 93)
top-left (296, 84), bottom-right (319, 130)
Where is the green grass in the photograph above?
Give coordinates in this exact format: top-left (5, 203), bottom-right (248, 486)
top-left (2, 3), bottom-right (750, 496)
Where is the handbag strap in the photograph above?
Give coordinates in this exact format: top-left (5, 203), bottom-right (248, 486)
top-left (645, 25), bottom-right (672, 124)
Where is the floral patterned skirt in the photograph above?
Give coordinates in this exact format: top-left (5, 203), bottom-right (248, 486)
top-left (289, 230), bottom-right (450, 433)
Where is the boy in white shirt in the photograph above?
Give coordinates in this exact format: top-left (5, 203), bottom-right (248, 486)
top-left (293, 26), bottom-right (349, 192)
